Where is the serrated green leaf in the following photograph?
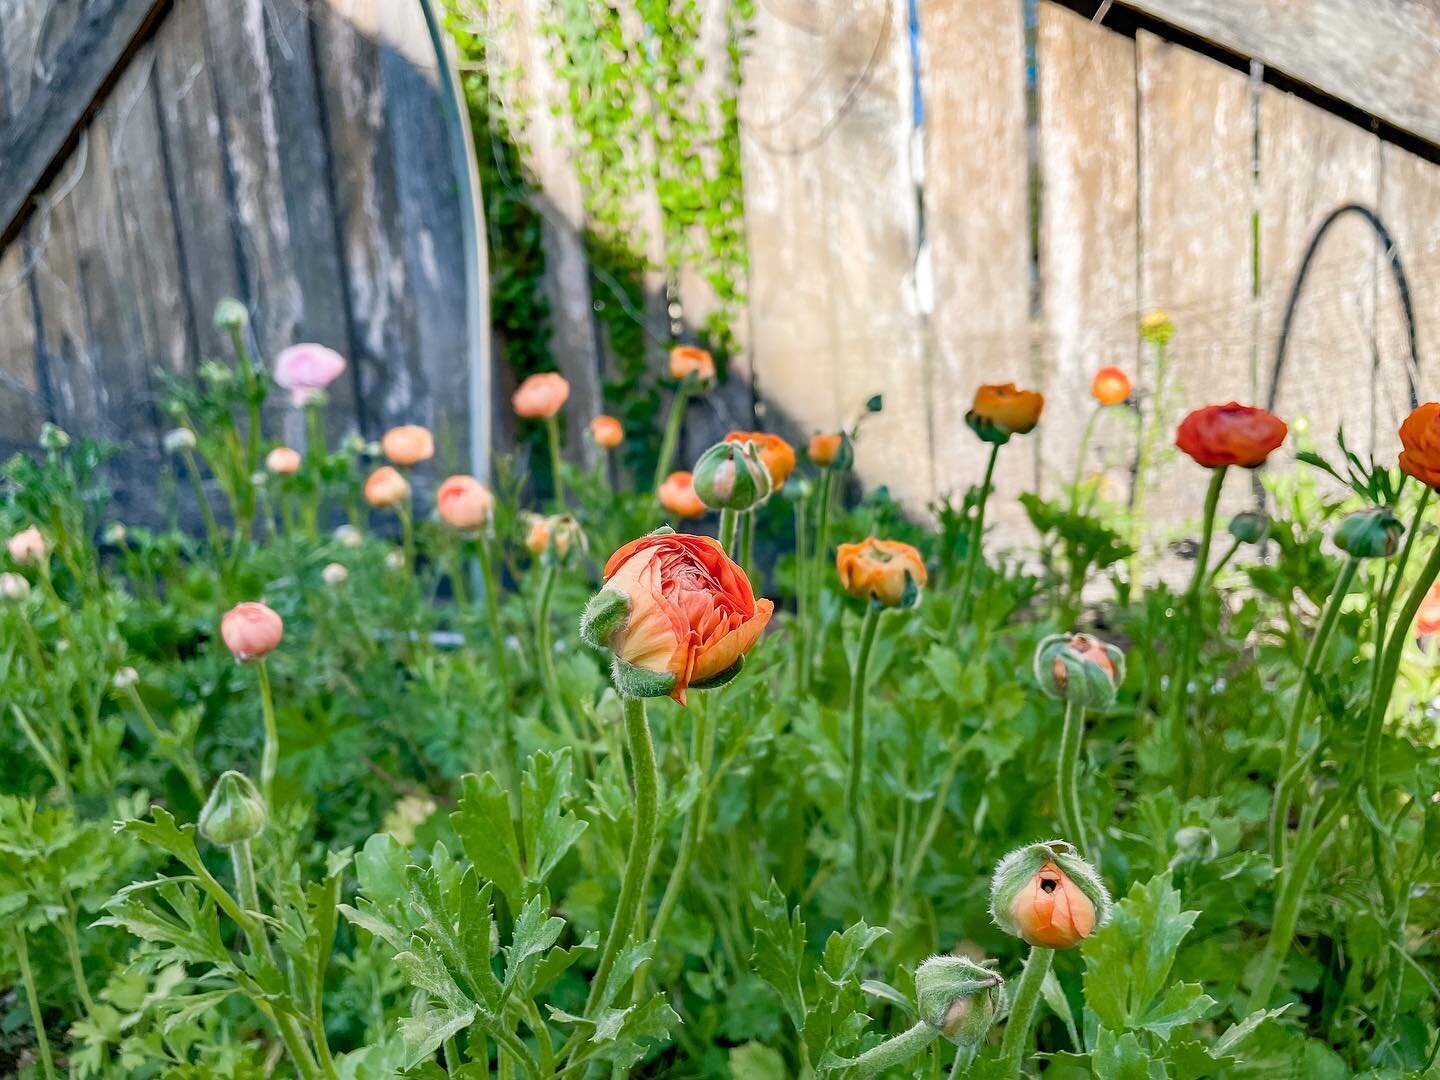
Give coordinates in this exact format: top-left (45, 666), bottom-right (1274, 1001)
top-left (1138, 982), bottom-right (1215, 1039)
top-left (453, 772), bottom-right (524, 910)
top-left (1083, 872), bottom-right (1198, 1033)
top-left (522, 749), bottom-right (589, 888)
top-left (750, 880), bottom-right (806, 1031)
top-left (1093, 1026), bottom-right (1157, 1080)
top-left (503, 893), bottom-right (565, 995)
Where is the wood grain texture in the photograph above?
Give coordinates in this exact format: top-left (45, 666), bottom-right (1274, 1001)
top-left (1036, 2), bottom-right (1140, 508)
top-left (1125, 0), bottom-right (1440, 148)
top-left (27, 191), bottom-right (103, 435)
top-left (0, 243), bottom-right (44, 450)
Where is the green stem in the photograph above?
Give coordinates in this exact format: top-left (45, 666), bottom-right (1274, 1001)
top-left (58, 899), bottom-right (96, 1014)
top-left (718, 508), bottom-right (739, 554)
top-left (227, 324), bottom-right (263, 478)
top-left (303, 403), bottom-right (326, 537)
top-left (1269, 556), bottom-right (1359, 865)
top-left (449, 545), bottom-right (470, 609)
top-left (181, 448), bottom-right (225, 555)
top-left (1068, 406), bottom-right (1103, 514)
top-left (647, 695), bottom-right (714, 962)
top-left (956, 443), bottom-right (1001, 625)
top-left (546, 415), bottom-right (568, 509)
top-left (807, 467), bottom-right (835, 689)
top-left (1057, 701), bottom-right (1088, 856)
top-left (1130, 338), bottom-right (1168, 581)
top-left (14, 929), bottom-right (56, 1080)
top-left (999, 946), bottom-right (1054, 1077)
top-left (844, 1022), bottom-right (940, 1077)
top-left (652, 382), bottom-right (692, 493)
top-left (1378, 488), bottom-right (1431, 634)
top-left (741, 511), bottom-right (756, 586)
top-left (256, 660), bottom-right (280, 808)
top-left (535, 565), bottom-right (571, 736)
top-left (847, 605), bottom-right (882, 886)
top-left (124, 684), bottom-right (205, 801)
top-left (397, 500), bottom-right (415, 571)
top-left (794, 491), bottom-right (810, 692)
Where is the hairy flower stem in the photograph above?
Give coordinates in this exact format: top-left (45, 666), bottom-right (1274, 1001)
top-left (181, 447), bottom-right (226, 556)
top-left (303, 403), bottom-right (326, 537)
top-left (1130, 338), bottom-right (1169, 581)
top-left (794, 491), bottom-right (810, 692)
top-left (535, 565), bottom-right (573, 739)
top-left (226, 324), bottom-right (263, 479)
top-left (844, 1021), bottom-right (939, 1077)
top-left (546, 415), bottom-right (568, 509)
top-left (1068, 406), bottom-right (1103, 514)
top-left (652, 381), bottom-right (692, 493)
top-left (741, 511), bottom-right (757, 587)
top-left (1268, 556), bottom-right (1359, 865)
top-left (718, 508), bottom-right (739, 554)
top-left (1057, 701), bottom-right (1088, 856)
top-left (123, 683), bottom-right (205, 801)
top-left (255, 660), bottom-right (280, 808)
top-left (1164, 466), bottom-right (1227, 787)
top-left (999, 945), bottom-right (1054, 1076)
top-left (809, 466), bottom-right (835, 678)
top-left (956, 443), bottom-right (1001, 626)
top-left (397, 500), bottom-right (415, 572)
top-left (14, 929), bottom-right (56, 1080)
top-left (847, 605), bottom-right (882, 886)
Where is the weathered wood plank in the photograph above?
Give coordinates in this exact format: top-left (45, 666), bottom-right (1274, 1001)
top-left (0, 0), bottom-right (169, 249)
top-left (0, 0), bottom-right (49, 121)
top-left (1257, 86), bottom-right (1380, 459)
top-left (1036, 1), bottom-right (1140, 508)
top-left (0, 244), bottom-right (45, 450)
top-left (1122, 0), bottom-right (1440, 150)
top-left (920, 0), bottom-right (1031, 522)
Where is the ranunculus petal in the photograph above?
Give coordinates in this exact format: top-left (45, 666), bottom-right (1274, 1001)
top-left (692, 599), bottom-right (773, 682)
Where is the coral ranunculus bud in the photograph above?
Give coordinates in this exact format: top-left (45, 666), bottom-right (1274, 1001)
top-left (1227, 511), bottom-right (1269, 545)
top-left (364, 466), bottom-right (411, 508)
top-left (1139, 309), bottom-right (1174, 347)
top-left (693, 440), bottom-right (773, 511)
top-left (1034, 633), bottom-right (1124, 709)
top-left (658, 471), bottom-right (706, 519)
top-left (199, 770), bottom-right (268, 845)
top-left (436, 475), bottom-right (494, 531)
top-left (6, 526), bottom-right (48, 566)
top-left (266, 446), bottom-right (302, 475)
top-left (1091, 366), bottom-right (1132, 406)
top-left (965, 383), bottom-right (1044, 445)
top-left (512, 372), bottom-right (571, 419)
top-left (1334, 507), bottom-right (1403, 559)
top-left (220, 601), bottom-right (284, 662)
top-left (0, 572), bottom-right (30, 601)
top-left (989, 840), bottom-right (1110, 950)
top-left (669, 345), bottom-right (716, 385)
top-left (381, 425), bottom-right (435, 466)
top-left (525, 514), bottom-right (582, 561)
top-left (915, 956), bottom-right (1003, 1047)
top-left (808, 432), bottom-right (852, 470)
top-left (724, 431), bottom-right (797, 490)
top-left (1175, 403), bottom-right (1287, 469)
top-left (273, 343), bottom-right (347, 406)
top-left (590, 414), bottom-right (624, 449)
top-left (580, 529), bottom-right (773, 704)
top-left (1398, 402), bottom-right (1440, 488)
top-left (835, 538), bottom-right (927, 608)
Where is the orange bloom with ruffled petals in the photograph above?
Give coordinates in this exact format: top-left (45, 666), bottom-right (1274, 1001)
top-left (724, 431), bottom-right (796, 490)
top-left (669, 345), bottom-right (716, 384)
top-left (1175, 403), bottom-right (1287, 469)
top-left (658, 471), bottom-right (706, 519)
top-left (1399, 402), bottom-right (1440, 489)
top-left (1091, 367), bottom-right (1131, 406)
top-left (836, 538), bottom-right (927, 607)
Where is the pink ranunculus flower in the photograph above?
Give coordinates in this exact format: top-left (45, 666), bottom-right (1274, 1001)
top-left (436, 475), bottom-right (494, 530)
top-left (6, 526), bottom-right (48, 566)
top-left (266, 447), bottom-right (302, 475)
top-left (220, 601), bottom-right (284, 661)
top-left (512, 372), bottom-right (571, 419)
top-left (274, 344), bottom-right (347, 407)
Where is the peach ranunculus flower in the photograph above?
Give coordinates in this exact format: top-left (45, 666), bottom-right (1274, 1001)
top-left (512, 372), bottom-right (571, 419)
top-left (966, 383), bottom-right (1045, 445)
top-left (669, 345), bottom-right (716, 384)
top-left (590, 414), bottom-right (624, 450)
top-left (6, 526), bottom-right (48, 566)
top-left (808, 432), bottom-right (846, 468)
top-left (364, 465), bottom-right (411, 508)
top-left (658, 471), bottom-right (706, 519)
top-left (436, 475), bottom-right (494, 530)
top-left (273, 343), bottom-right (347, 406)
top-left (835, 538), bottom-right (927, 608)
top-left (381, 425), bottom-right (435, 466)
top-left (724, 431), bottom-right (797, 490)
top-left (220, 601), bottom-right (284, 662)
top-left (1416, 581), bottom-right (1440, 637)
top-left (1398, 402), bottom-right (1440, 489)
top-left (1174, 403), bottom-right (1287, 469)
top-left (1090, 366), bottom-right (1132, 406)
top-left (989, 840), bottom-right (1110, 951)
top-left (265, 446), bottom-right (302, 475)
top-left (581, 530), bottom-right (774, 704)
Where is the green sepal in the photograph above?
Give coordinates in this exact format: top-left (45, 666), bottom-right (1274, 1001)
top-left (610, 657), bottom-right (677, 700)
top-left (989, 839), bottom-right (1111, 940)
top-left (690, 656), bottom-right (744, 692)
top-left (915, 955), bottom-right (1003, 1046)
top-left (648, 524), bottom-right (677, 537)
top-left (964, 410), bottom-right (1012, 446)
top-left (580, 589), bottom-right (630, 651)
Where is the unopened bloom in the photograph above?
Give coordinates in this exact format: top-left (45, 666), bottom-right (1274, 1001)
top-left (1034, 633), bottom-right (1124, 709)
top-left (990, 840), bottom-right (1110, 950)
top-left (724, 431), bottom-right (796, 490)
top-left (525, 514), bottom-right (582, 560)
top-left (436, 475), bottom-right (494, 530)
top-left (199, 770), bottom-right (267, 845)
top-left (213, 298), bottom-right (249, 331)
top-left (1335, 507), bottom-right (1403, 559)
top-left (6, 526), bottom-right (48, 566)
top-left (1091, 366), bottom-right (1132, 406)
top-left (1399, 402), bottom-right (1440, 488)
top-left (580, 529), bottom-right (773, 704)
top-left (321, 562), bottom-right (349, 587)
top-left (0, 572), bottom-right (29, 601)
top-left (669, 345), bottom-right (716, 384)
top-left (1175, 403), bottom-right (1287, 468)
top-left (103, 523), bottom-right (127, 546)
top-left (112, 667), bottom-right (139, 690)
top-left (39, 423), bottom-right (70, 451)
top-left (1139, 309), bottom-right (1174, 347)
top-left (266, 446), bottom-right (302, 475)
top-left (364, 466), bottom-right (410, 508)
top-left (658, 471), bottom-right (706, 519)
top-left (220, 602), bottom-right (284, 662)
top-left (590, 414), bottom-right (624, 449)
top-left (512, 372), bottom-right (571, 419)
top-left (273, 343), bottom-right (347, 406)
top-left (333, 524), bottom-right (364, 548)
top-left (384, 549), bottom-right (406, 571)
top-left (1417, 582), bottom-right (1440, 637)
top-left (835, 538), bottom-right (927, 608)
top-left (966, 383), bottom-right (1044, 444)
top-left (808, 432), bottom-right (852, 470)
top-left (1227, 511), bottom-right (1269, 545)
top-left (163, 428), bottom-right (197, 454)
top-left (693, 440), bottom-right (773, 511)
top-left (915, 956), bottom-right (1003, 1047)
top-left (381, 425), bottom-right (434, 467)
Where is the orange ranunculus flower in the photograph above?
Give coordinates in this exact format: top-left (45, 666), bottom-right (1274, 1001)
top-left (590, 414), bottom-right (624, 449)
top-left (809, 433), bottom-right (844, 468)
top-left (590, 532), bottom-right (773, 704)
top-left (724, 431), bottom-right (797, 490)
top-left (658, 471), bottom-right (706, 519)
top-left (966, 383), bottom-right (1044, 444)
top-left (364, 465), bottom-right (410, 508)
top-left (1174, 403), bottom-right (1287, 469)
top-left (1010, 859), bottom-right (1098, 949)
top-left (512, 372), bottom-right (571, 419)
top-left (835, 538), bottom-right (927, 608)
top-left (220, 601), bottom-right (284, 662)
top-left (265, 446), bottom-right (302, 475)
top-left (436, 475), bottom-right (494, 530)
top-left (381, 424), bottom-right (435, 466)
top-left (1398, 402), bottom-right (1440, 488)
top-left (669, 345), bottom-right (716, 384)
top-left (1091, 366), bottom-right (1132, 406)
top-left (1417, 581), bottom-right (1440, 637)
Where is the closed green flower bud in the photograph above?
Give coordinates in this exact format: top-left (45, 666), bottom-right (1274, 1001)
top-left (213, 297), bottom-right (249, 331)
top-left (1168, 825), bottom-right (1219, 869)
top-left (915, 955), bottom-right (1002, 1046)
top-left (1139, 309), bottom-right (1174, 347)
top-left (1227, 511), bottom-right (1269, 545)
top-left (1034, 633), bottom-right (1124, 709)
top-left (990, 840), bottom-right (1110, 949)
top-left (39, 423), bottom-right (71, 451)
top-left (199, 770), bottom-right (268, 845)
top-left (692, 440), bottom-right (773, 511)
top-left (1334, 507), bottom-right (1403, 559)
